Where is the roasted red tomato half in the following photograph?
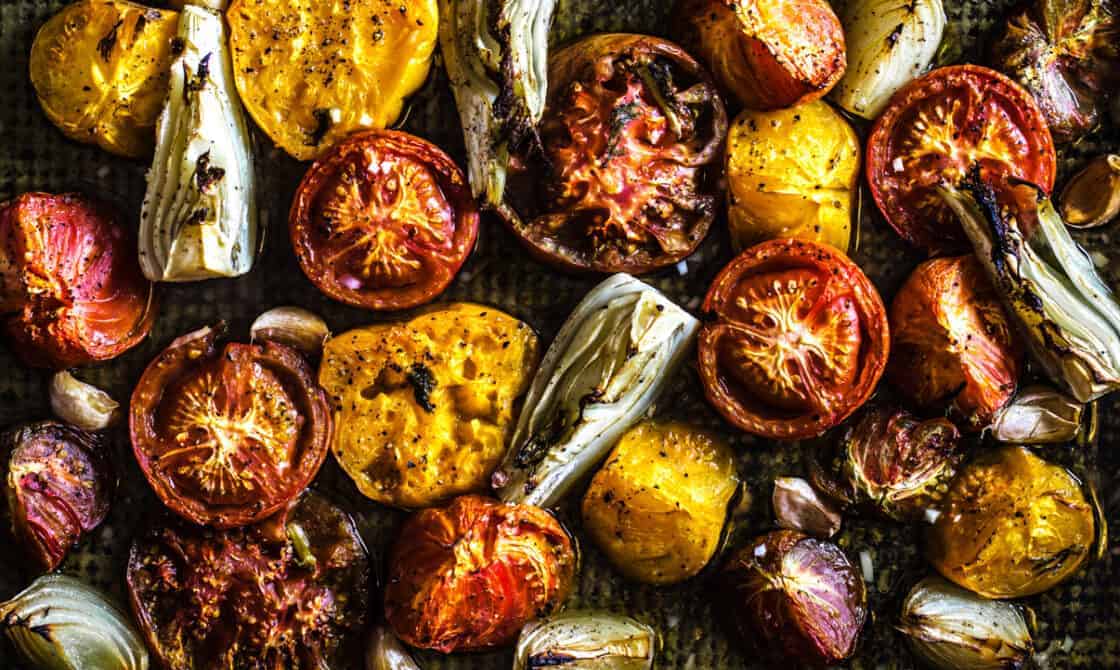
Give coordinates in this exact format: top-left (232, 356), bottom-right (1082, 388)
top-left (698, 238), bottom-right (890, 440)
top-left (1, 421), bottom-right (112, 572)
top-left (130, 325), bottom-right (331, 527)
top-left (505, 34), bottom-right (727, 275)
top-left (290, 129), bottom-right (479, 311)
top-left (384, 495), bottom-right (578, 653)
top-left (127, 492), bottom-right (370, 670)
top-left (0, 192), bottom-right (155, 368)
top-left (867, 65), bottom-right (1056, 254)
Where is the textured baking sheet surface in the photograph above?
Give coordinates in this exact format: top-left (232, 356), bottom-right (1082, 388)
top-left (0, 0), bottom-right (1117, 667)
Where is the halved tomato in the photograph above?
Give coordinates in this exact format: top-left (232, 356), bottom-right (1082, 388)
top-left (0, 193), bottom-right (155, 368)
top-left (698, 238), bottom-right (889, 440)
top-left (130, 325), bottom-right (331, 527)
top-left (290, 130), bottom-right (478, 311)
top-left (867, 65), bottom-right (1056, 253)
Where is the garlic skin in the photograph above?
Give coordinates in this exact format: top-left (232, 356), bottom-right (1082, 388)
top-left (250, 306), bottom-right (330, 358)
top-left (49, 371), bottom-right (120, 431)
top-left (989, 384), bottom-right (1083, 444)
top-left (513, 611), bottom-right (657, 670)
top-left (365, 625), bottom-right (421, 670)
top-left (832, 0), bottom-right (946, 119)
top-left (898, 576), bottom-right (1032, 670)
top-left (772, 477), bottom-right (842, 538)
top-left (140, 5), bottom-right (257, 281)
top-left (1059, 154), bottom-right (1120, 229)
top-left (0, 574), bottom-right (149, 670)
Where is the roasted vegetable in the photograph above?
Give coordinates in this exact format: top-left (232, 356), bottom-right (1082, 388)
top-left (493, 274), bottom-right (699, 508)
top-left (888, 255), bottom-right (1022, 430)
top-left (811, 405), bottom-right (960, 521)
top-left (384, 495), bottom-right (577, 653)
top-left (676, 0), bottom-right (846, 109)
top-left (697, 239), bottom-right (890, 440)
top-left (990, 0), bottom-right (1120, 144)
top-left (1, 574), bottom-right (149, 670)
top-left (130, 325), bottom-right (330, 527)
top-left (898, 576), bottom-right (1033, 670)
top-left (250, 306), bottom-right (329, 358)
top-left (513, 611), bottom-right (658, 670)
top-left (581, 421), bottom-right (739, 584)
top-left (365, 626), bottom-right (421, 670)
top-left (49, 371), bottom-right (121, 431)
top-left (832, 0), bottom-right (946, 119)
top-left (939, 177), bottom-right (1120, 402)
top-left (1059, 154), bottom-right (1120, 228)
top-left (725, 101), bottom-right (858, 252)
top-left (503, 33), bottom-right (727, 275)
top-left (227, 0), bottom-right (438, 160)
top-left (926, 446), bottom-right (1095, 598)
top-left (319, 304), bottom-right (538, 508)
top-left (989, 384), bottom-right (1083, 444)
top-left (2, 421), bottom-right (111, 572)
top-left (30, 1), bottom-right (178, 158)
top-left (140, 5), bottom-right (257, 281)
top-left (772, 476), bottom-right (842, 538)
top-left (720, 530), bottom-right (867, 667)
top-left (0, 193), bottom-right (155, 369)
top-left (439, 0), bottom-right (557, 207)
top-left (127, 492), bottom-right (369, 670)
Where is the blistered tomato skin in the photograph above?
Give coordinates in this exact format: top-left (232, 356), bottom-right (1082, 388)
top-left (889, 255), bottom-right (1022, 430)
top-left (698, 238), bottom-right (889, 440)
top-left (721, 530), bottom-right (867, 667)
top-left (290, 130), bottom-right (479, 311)
top-left (0, 193), bottom-right (155, 369)
top-left (130, 325), bottom-right (331, 528)
top-left (2, 421), bottom-right (112, 572)
top-left (867, 65), bottom-right (1057, 253)
top-left (384, 495), bottom-right (578, 653)
top-left (508, 34), bottom-right (727, 275)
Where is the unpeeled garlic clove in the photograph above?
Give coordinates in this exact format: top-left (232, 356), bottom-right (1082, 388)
top-left (772, 476), bottom-right (842, 538)
top-left (989, 384), bottom-right (1083, 444)
top-left (49, 371), bottom-right (120, 431)
top-left (366, 625), bottom-right (421, 670)
top-left (1059, 154), bottom-right (1120, 229)
top-left (250, 307), bottom-right (330, 357)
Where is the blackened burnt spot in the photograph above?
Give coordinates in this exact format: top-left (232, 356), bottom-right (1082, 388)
top-left (194, 151), bottom-right (226, 193)
top-left (97, 20), bottom-right (124, 61)
top-left (406, 363), bottom-right (437, 412)
top-left (307, 109), bottom-right (332, 146)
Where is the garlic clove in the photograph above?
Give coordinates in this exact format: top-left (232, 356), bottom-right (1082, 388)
top-left (989, 384), bottom-right (1083, 444)
top-left (366, 625), bottom-right (421, 670)
top-left (1059, 154), bottom-right (1120, 229)
top-left (250, 307), bottom-right (330, 358)
top-left (772, 476), bottom-right (842, 538)
top-left (49, 371), bottom-right (121, 431)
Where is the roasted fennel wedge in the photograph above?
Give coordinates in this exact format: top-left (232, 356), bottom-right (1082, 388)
top-left (140, 4), bottom-right (257, 282)
top-left (492, 274), bottom-right (699, 508)
top-left (438, 0), bottom-right (556, 208)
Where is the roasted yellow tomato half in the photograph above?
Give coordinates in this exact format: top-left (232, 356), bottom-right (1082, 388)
top-left (726, 101), bottom-right (859, 252)
top-left (228, 0), bottom-right (438, 160)
top-left (581, 421), bottom-right (739, 584)
top-left (926, 447), bottom-right (1096, 599)
top-left (319, 304), bottom-right (539, 508)
top-left (30, 0), bottom-right (178, 158)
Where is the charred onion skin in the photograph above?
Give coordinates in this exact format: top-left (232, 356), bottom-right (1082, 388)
top-left (507, 34), bottom-right (727, 275)
top-left (698, 238), bottom-right (889, 440)
top-left (290, 130), bottom-right (479, 311)
top-left (385, 495), bottom-right (577, 653)
top-left (1, 421), bottom-right (111, 572)
top-left (0, 193), bottom-right (155, 368)
top-left (866, 65), bottom-right (1057, 254)
top-left (130, 325), bottom-right (331, 528)
top-left (126, 492), bottom-right (370, 670)
top-left (888, 255), bottom-right (1022, 430)
top-left (676, 0), bottom-right (846, 110)
top-left (720, 530), bottom-right (867, 667)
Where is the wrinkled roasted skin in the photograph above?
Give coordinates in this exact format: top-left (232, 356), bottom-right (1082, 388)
top-left (0, 193), bottom-right (155, 368)
top-left (926, 446), bottom-right (1095, 599)
top-left (991, 0), bottom-right (1120, 144)
top-left (676, 0), bottom-right (846, 109)
top-left (126, 492), bottom-right (369, 670)
top-left (581, 421), bottom-right (739, 584)
top-left (385, 495), bottom-right (577, 653)
top-left (720, 530), bottom-right (867, 668)
top-left (813, 406), bottom-right (961, 521)
top-left (290, 130), bottom-right (479, 311)
top-left (508, 34), bottom-right (726, 274)
top-left (888, 255), bottom-right (1023, 430)
top-left (130, 326), bottom-right (330, 527)
top-left (318, 304), bottom-right (539, 508)
top-left (1, 421), bottom-right (111, 572)
top-left (698, 238), bottom-right (889, 440)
